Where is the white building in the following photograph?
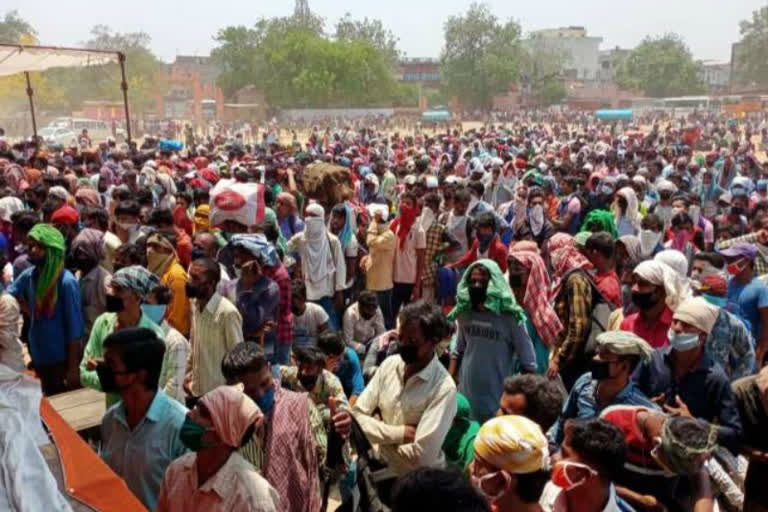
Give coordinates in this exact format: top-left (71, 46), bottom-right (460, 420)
top-left (700, 61), bottom-right (731, 93)
top-left (524, 26), bottom-right (603, 82)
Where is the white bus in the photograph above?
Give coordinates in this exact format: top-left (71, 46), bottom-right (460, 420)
top-left (47, 117), bottom-right (112, 143)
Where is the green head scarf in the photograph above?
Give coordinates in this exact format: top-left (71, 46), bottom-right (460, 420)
top-left (580, 209), bottom-right (618, 239)
top-left (442, 393), bottom-right (480, 470)
top-left (448, 259), bottom-right (526, 323)
top-left (28, 224), bottom-right (66, 318)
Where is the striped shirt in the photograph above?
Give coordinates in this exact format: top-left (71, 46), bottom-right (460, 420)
top-left (188, 293), bottom-right (244, 396)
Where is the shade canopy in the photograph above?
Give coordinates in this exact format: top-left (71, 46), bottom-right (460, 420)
top-left (0, 44), bottom-right (119, 77)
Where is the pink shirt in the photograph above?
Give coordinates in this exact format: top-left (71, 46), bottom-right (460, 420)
top-left (157, 452), bottom-right (280, 512)
top-left (620, 307), bottom-right (673, 348)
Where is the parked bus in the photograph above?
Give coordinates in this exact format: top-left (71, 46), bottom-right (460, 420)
top-left (47, 117), bottom-right (112, 142)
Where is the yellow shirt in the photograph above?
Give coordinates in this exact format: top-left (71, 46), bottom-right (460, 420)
top-left (365, 223), bottom-right (396, 291)
top-left (163, 262), bottom-right (191, 337)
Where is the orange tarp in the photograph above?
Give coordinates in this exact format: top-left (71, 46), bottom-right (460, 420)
top-left (40, 398), bottom-right (147, 512)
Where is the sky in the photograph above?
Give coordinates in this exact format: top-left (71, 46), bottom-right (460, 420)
top-left (4, 0), bottom-right (763, 63)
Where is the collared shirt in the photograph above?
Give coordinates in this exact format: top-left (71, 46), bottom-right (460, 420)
top-left (159, 321), bottom-right (190, 403)
top-left (156, 452), bottom-right (281, 512)
top-left (620, 307), bottom-right (673, 348)
top-left (279, 366), bottom-right (348, 422)
top-left (554, 272), bottom-right (592, 366)
top-left (393, 223), bottom-right (426, 285)
top-left (634, 348), bottom-right (743, 451)
top-left (8, 267), bottom-right (85, 366)
top-left (365, 222), bottom-right (396, 292)
top-left (162, 261), bottom-right (191, 337)
top-left (101, 390), bottom-right (188, 511)
top-left (79, 265), bottom-right (110, 335)
top-left (539, 482), bottom-right (634, 512)
top-left (80, 312), bottom-right (164, 407)
top-left (189, 293), bottom-right (244, 396)
top-left (352, 354), bottom-right (457, 477)
top-left (707, 309), bottom-right (755, 380)
top-left (550, 372), bottom-right (657, 444)
top-left (264, 265), bottom-right (293, 345)
top-left (342, 302), bottom-right (385, 350)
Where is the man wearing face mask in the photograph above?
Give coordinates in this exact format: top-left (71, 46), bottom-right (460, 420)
top-left (8, 223), bottom-right (85, 395)
top-left (342, 290), bottom-right (386, 357)
top-left (651, 179), bottom-right (677, 229)
top-left (113, 200), bottom-right (142, 244)
top-left (333, 300), bottom-right (457, 482)
top-left (551, 331), bottom-right (656, 445)
top-left (468, 415), bottom-right (550, 511)
top-left (147, 231), bottom-right (191, 337)
top-left (448, 260), bottom-right (536, 423)
top-left (634, 297), bottom-right (743, 452)
top-left (187, 257), bottom-right (244, 397)
top-left (512, 187), bottom-right (554, 248)
top-left (80, 265), bottom-right (164, 407)
top-left (68, 228), bottom-right (110, 336)
top-left (638, 214), bottom-right (665, 259)
top-left (99, 327), bottom-right (188, 511)
top-left (157, 386), bottom-right (281, 512)
top-left (221, 343), bottom-right (325, 512)
top-left (450, 212), bottom-right (509, 273)
top-left (553, 176), bottom-right (583, 235)
top-left (193, 232), bottom-right (231, 289)
top-left (621, 260), bottom-right (689, 348)
top-left (280, 346), bottom-right (348, 424)
top-left (540, 418), bottom-right (632, 512)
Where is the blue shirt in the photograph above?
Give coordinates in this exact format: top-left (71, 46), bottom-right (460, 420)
top-left (279, 214), bottom-right (305, 240)
top-left (235, 275), bottom-right (279, 344)
top-left (9, 266), bottom-right (85, 366)
top-left (551, 372), bottom-right (657, 444)
top-left (335, 347), bottom-right (365, 398)
top-left (727, 276), bottom-right (768, 342)
top-left (100, 390), bottom-right (188, 511)
top-left (633, 348), bottom-right (743, 452)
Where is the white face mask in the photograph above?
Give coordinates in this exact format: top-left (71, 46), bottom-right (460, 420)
top-left (668, 329), bottom-right (701, 352)
top-left (639, 229), bottom-right (662, 256)
top-left (530, 204), bottom-right (545, 236)
top-left (470, 470), bottom-right (510, 503)
top-left (117, 221), bottom-right (137, 232)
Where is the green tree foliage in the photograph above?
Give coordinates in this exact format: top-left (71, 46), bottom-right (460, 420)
top-left (440, 3), bottom-right (522, 111)
top-left (736, 6), bottom-right (768, 87)
top-left (615, 34), bottom-right (704, 97)
top-left (335, 13), bottom-right (399, 64)
top-left (212, 15), bottom-right (401, 108)
top-left (520, 39), bottom-right (568, 106)
top-left (0, 10), bottom-right (36, 43)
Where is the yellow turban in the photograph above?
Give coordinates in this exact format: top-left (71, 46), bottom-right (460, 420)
top-left (194, 204), bottom-right (211, 233)
top-left (473, 415), bottom-right (549, 474)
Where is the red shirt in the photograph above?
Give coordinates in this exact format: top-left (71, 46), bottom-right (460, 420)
top-left (453, 237), bottom-right (508, 273)
top-left (620, 306), bottom-right (673, 348)
top-left (594, 270), bottom-right (622, 309)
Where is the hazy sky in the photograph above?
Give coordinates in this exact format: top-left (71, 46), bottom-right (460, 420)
top-left (5, 0), bottom-right (762, 63)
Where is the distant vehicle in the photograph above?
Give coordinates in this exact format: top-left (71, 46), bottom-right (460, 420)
top-left (47, 117), bottom-right (112, 143)
top-left (421, 110), bottom-right (452, 123)
top-left (595, 109), bottom-right (633, 121)
top-left (38, 126), bottom-right (77, 147)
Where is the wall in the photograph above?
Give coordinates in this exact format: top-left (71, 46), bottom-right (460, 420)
top-left (281, 108), bottom-right (395, 120)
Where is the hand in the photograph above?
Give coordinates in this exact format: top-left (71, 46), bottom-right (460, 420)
top-left (640, 495), bottom-right (667, 512)
top-left (546, 358), bottom-right (559, 379)
top-left (85, 358), bottom-right (98, 371)
top-left (757, 229), bottom-right (768, 245)
top-left (65, 365), bottom-right (80, 390)
top-left (663, 395), bottom-right (692, 417)
top-left (403, 425), bottom-right (417, 444)
top-left (330, 397), bottom-right (352, 439)
top-left (410, 285), bottom-right (421, 301)
top-left (651, 393), bottom-right (666, 405)
top-left (183, 376), bottom-right (193, 396)
top-left (262, 320), bottom-right (276, 334)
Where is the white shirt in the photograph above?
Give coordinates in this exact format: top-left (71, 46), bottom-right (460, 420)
top-left (352, 354), bottom-right (457, 476)
top-left (393, 224), bottom-right (426, 284)
top-left (342, 302), bottom-right (385, 348)
top-left (293, 302), bottom-right (329, 348)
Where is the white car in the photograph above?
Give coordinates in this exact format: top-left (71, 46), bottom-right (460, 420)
top-left (39, 127), bottom-right (77, 147)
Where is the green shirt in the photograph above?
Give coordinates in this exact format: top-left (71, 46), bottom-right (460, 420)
top-left (79, 312), bottom-right (164, 407)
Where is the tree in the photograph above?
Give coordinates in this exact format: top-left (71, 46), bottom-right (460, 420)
top-left (440, 3), bottom-right (522, 112)
top-left (335, 14), bottom-right (399, 64)
top-left (0, 10), bottom-right (36, 43)
top-left (736, 6), bottom-right (768, 87)
top-left (520, 39), bottom-right (569, 106)
top-left (615, 34), bottom-right (704, 97)
top-left (212, 16), bottom-right (401, 108)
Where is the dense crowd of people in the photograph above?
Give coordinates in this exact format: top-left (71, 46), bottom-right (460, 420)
top-left (2, 112), bottom-right (768, 512)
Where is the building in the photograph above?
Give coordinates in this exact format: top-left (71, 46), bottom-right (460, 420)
top-left (524, 26), bottom-right (603, 82)
top-left (699, 61), bottom-right (731, 94)
top-left (154, 56), bottom-right (225, 126)
top-left (398, 58), bottom-right (441, 87)
top-left (598, 47), bottom-right (631, 83)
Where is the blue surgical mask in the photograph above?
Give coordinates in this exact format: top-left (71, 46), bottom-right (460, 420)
top-left (667, 329), bottom-right (701, 352)
top-left (141, 304), bottom-right (167, 325)
top-left (255, 387), bottom-right (275, 414)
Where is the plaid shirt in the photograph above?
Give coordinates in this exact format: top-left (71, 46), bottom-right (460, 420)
top-left (553, 272), bottom-right (592, 365)
top-left (717, 232), bottom-right (768, 276)
top-left (422, 223), bottom-right (458, 290)
top-left (266, 264), bottom-right (293, 344)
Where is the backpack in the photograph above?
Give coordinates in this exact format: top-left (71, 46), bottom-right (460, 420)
top-left (562, 268), bottom-right (612, 356)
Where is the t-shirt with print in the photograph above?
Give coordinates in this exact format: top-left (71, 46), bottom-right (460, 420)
top-left (293, 302), bottom-right (329, 349)
top-left (393, 224), bottom-right (426, 284)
